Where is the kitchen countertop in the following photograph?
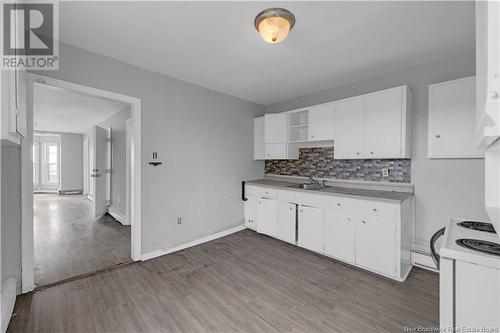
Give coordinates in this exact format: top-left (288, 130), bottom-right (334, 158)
top-left (245, 179), bottom-right (413, 203)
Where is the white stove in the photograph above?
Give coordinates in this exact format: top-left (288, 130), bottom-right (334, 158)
top-left (435, 218), bottom-right (500, 331)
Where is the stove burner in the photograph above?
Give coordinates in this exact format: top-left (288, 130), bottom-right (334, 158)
top-left (456, 239), bottom-right (500, 256)
top-left (457, 221), bottom-right (496, 233)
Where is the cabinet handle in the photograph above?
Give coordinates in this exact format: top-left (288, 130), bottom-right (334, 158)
top-left (300, 209), bottom-right (303, 213)
top-left (336, 203), bottom-right (341, 207)
top-left (356, 152), bottom-right (360, 155)
top-left (361, 220), bottom-right (367, 225)
top-left (310, 135), bottom-right (314, 139)
top-left (347, 217), bottom-right (352, 222)
top-left (491, 91), bottom-right (499, 99)
top-left (289, 207), bottom-right (293, 210)
top-left (436, 134), bottom-right (441, 138)
top-left (370, 151), bottom-right (373, 155)
top-left (372, 208), bottom-right (377, 213)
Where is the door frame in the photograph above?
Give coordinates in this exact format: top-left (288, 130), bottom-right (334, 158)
top-left (21, 74), bottom-right (142, 293)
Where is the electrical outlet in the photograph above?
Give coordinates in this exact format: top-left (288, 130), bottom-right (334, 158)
top-left (177, 217), bottom-right (182, 225)
top-left (382, 168), bottom-right (389, 177)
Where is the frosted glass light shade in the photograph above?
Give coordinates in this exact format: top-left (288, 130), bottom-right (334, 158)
top-left (254, 8), bottom-right (295, 44)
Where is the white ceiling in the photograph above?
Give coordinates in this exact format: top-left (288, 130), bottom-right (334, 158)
top-left (34, 84), bottom-right (129, 133)
top-left (59, 1), bottom-right (475, 105)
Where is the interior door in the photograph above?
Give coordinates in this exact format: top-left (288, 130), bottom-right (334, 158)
top-left (93, 125), bottom-right (108, 218)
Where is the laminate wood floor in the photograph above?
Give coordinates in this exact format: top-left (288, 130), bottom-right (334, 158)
top-left (10, 229), bottom-right (438, 333)
top-left (34, 194), bottom-right (131, 287)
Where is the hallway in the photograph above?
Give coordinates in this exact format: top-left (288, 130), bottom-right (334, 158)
top-left (34, 194), bottom-right (131, 287)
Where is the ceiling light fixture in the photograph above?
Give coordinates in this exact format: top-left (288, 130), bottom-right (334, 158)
top-left (254, 8), bottom-right (295, 44)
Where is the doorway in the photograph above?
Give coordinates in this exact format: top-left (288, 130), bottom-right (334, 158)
top-left (21, 74), bottom-right (142, 292)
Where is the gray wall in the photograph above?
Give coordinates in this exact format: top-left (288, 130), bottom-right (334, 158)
top-left (265, 50), bottom-right (488, 251)
top-left (60, 133), bottom-right (83, 192)
top-left (98, 107), bottom-right (131, 213)
top-left (37, 42), bottom-right (264, 254)
top-left (1, 141), bottom-right (22, 294)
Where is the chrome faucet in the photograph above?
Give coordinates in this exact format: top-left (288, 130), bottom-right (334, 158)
top-left (307, 176), bottom-right (319, 184)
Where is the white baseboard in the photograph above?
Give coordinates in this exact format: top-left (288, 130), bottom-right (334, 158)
top-left (411, 251), bottom-right (438, 272)
top-left (107, 205), bottom-right (128, 225)
top-left (1, 277), bottom-right (17, 333)
top-left (142, 224), bottom-right (247, 261)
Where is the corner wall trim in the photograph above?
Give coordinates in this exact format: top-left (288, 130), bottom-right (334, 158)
top-left (108, 205), bottom-right (127, 225)
top-left (142, 224), bottom-right (247, 261)
top-left (411, 251), bottom-right (438, 272)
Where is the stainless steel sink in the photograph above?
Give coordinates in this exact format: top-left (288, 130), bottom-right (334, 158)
top-left (289, 183), bottom-right (328, 191)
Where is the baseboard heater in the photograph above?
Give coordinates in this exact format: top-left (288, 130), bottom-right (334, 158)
top-left (58, 189), bottom-right (83, 195)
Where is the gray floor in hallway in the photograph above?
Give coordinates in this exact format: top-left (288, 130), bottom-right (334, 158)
top-left (34, 194), bottom-right (131, 287)
top-left (10, 229), bottom-right (438, 333)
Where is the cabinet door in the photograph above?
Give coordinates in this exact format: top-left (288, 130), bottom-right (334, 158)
top-left (265, 144), bottom-right (287, 159)
top-left (324, 208), bottom-right (355, 263)
top-left (254, 117), bottom-right (265, 160)
top-left (428, 77), bottom-right (483, 158)
top-left (309, 104), bottom-right (335, 141)
top-left (277, 201), bottom-right (296, 244)
top-left (364, 89), bottom-right (402, 158)
top-left (244, 196), bottom-right (257, 230)
top-left (298, 205), bottom-right (324, 253)
top-left (264, 114), bottom-right (288, 143)
top-left (257, 198), bottom-right (277, 237)
top-left (355, 214), bottom-right (396, 277)
top-left (334, 97), bottom-right (364, 159)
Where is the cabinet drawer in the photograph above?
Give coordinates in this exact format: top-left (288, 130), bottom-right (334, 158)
top-left (324, 196), bottom-right (356, 211)
top-left (356, 200), bottom-right (398, 218)
top-left (295, 192), bottom-right (325, 207)
top-left (276, 189), bottom-right (296, 202)
top-left (245, 185), bottom-right (258, 196)
top-left (258, 188), bottom-right (277, 199)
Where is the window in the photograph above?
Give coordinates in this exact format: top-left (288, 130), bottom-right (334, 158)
top-left (46, 144), bottom-right (59, 183)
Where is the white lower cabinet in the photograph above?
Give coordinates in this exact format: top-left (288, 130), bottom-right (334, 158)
top-left (246, 184), bottom-right (413, 282)
top-left (257, 198), bottom-right (277, 237)
top-left (298, 205), bottom-right (324, 253)
top-left (244, 196), bottom-right (257, 230)
top-left (277, 201), bottom-right (296, 244)
top-left (355, 214), bottom-right (396, 277)
top-left (324, 208), bottom-right (356, 264)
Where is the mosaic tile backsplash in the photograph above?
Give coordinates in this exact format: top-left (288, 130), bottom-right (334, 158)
top-left (264, 147), bottom-right (411, 183)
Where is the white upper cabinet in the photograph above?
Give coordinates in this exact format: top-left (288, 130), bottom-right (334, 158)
top-left (308, 104), bottom-right (335, 141)
top-left (364, 87), bottom-right (408, 159)
top-left (334, 97), bottom-right (365, 159)
top-left (476, 0), bottom-right (500, 147)
top-left (429, 77), bottom-right (484, 159)
top-left (254, 85), bottom-right (411, 160)
top-left (264, 114), bottom-right (288, 143)
top-left (253, 117), bottom-right (265, 160)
